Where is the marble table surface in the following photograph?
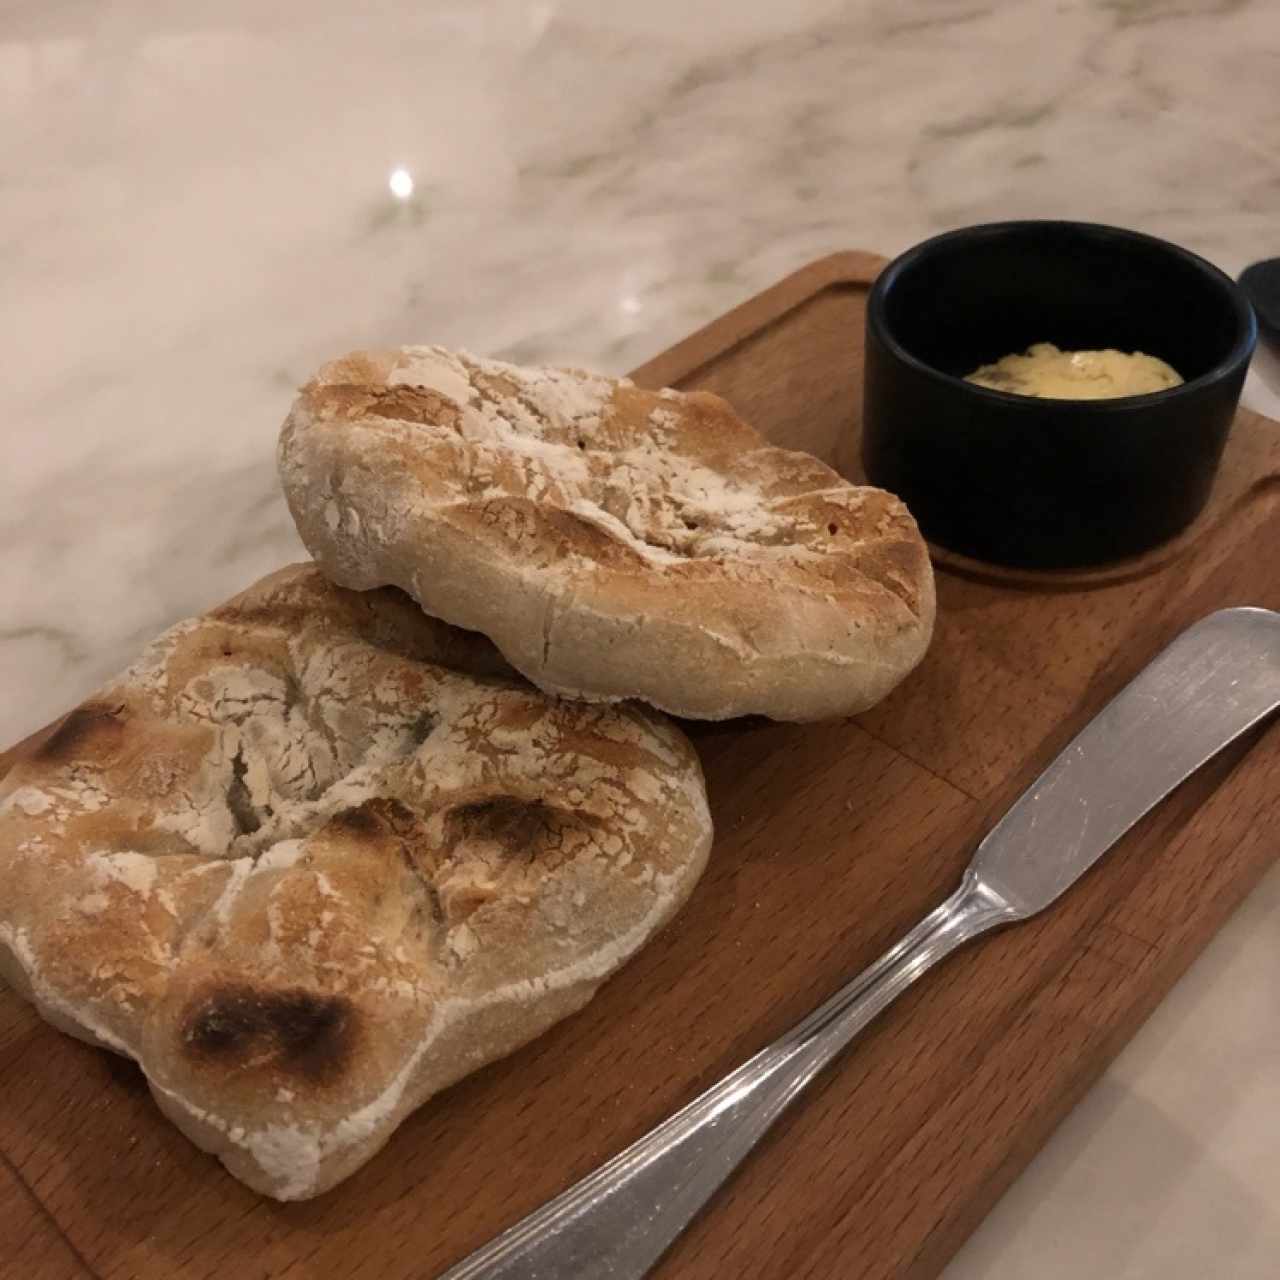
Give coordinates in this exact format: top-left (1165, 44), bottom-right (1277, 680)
top-left (3, 0), bottom-right (1280, 1274)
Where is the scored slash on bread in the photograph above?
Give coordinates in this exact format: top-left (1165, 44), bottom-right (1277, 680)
top-left (0, 565), bottom-right (712, 1199)
top-left (278, 347), bottom-right (936, 722)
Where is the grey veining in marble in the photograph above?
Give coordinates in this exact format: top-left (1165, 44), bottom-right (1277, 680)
top-left (3, 1), bottom-right (1280, 1275)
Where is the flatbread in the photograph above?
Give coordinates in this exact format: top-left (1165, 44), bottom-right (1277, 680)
top-left (279, 347), bottom-right (935, 721)
top-left (0, 565), bottom-right (711, 1198)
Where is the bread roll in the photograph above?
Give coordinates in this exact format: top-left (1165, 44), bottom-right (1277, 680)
top-left (0, 565), bottom-right (711, 1198)
top-left (278, 347), bottom-right (935, 722)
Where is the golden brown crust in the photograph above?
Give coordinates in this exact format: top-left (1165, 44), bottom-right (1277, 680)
top-left (0, 565), bottom-right (711, 1198)
top-left (278, 348), bottom-right (935, 722)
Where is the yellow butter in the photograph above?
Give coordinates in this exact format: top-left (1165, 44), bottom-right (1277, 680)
top-left (964, 342), bottom-right (1183, 400)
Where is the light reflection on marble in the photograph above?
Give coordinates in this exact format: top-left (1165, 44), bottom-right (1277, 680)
top-left (2, 0), bottom-right (1280, 1274)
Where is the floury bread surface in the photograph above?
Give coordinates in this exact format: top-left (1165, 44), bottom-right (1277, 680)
top-left (278, 347), bottom-right (935, 721)
top-left (0, 565), bottom-right (712, 1199)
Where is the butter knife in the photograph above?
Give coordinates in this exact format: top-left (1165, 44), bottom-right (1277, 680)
top-left (441, 606), bottom-right (1280, 1280)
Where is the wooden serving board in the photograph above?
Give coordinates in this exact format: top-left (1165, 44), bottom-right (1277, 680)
top-left (4, 252), bottom-right (1280, 1280)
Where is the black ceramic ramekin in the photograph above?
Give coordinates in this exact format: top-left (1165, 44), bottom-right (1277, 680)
top-left (862, 221), bottom-right (1258, 568)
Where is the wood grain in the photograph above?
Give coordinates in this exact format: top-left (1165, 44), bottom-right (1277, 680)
top-left (3, 253), bottom-right (1279, 1280)
top-left (0, 1155), bottom-right (94, 1280)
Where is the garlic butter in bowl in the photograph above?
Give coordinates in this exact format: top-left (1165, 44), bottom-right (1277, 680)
top-left (965, 343), bottom-right (1183, 399)
top-left (862, 220), bottom-right (1257, 569)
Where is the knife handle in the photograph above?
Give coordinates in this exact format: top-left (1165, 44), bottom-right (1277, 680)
top-left (438, 871), bottom-right (1016, 1280)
